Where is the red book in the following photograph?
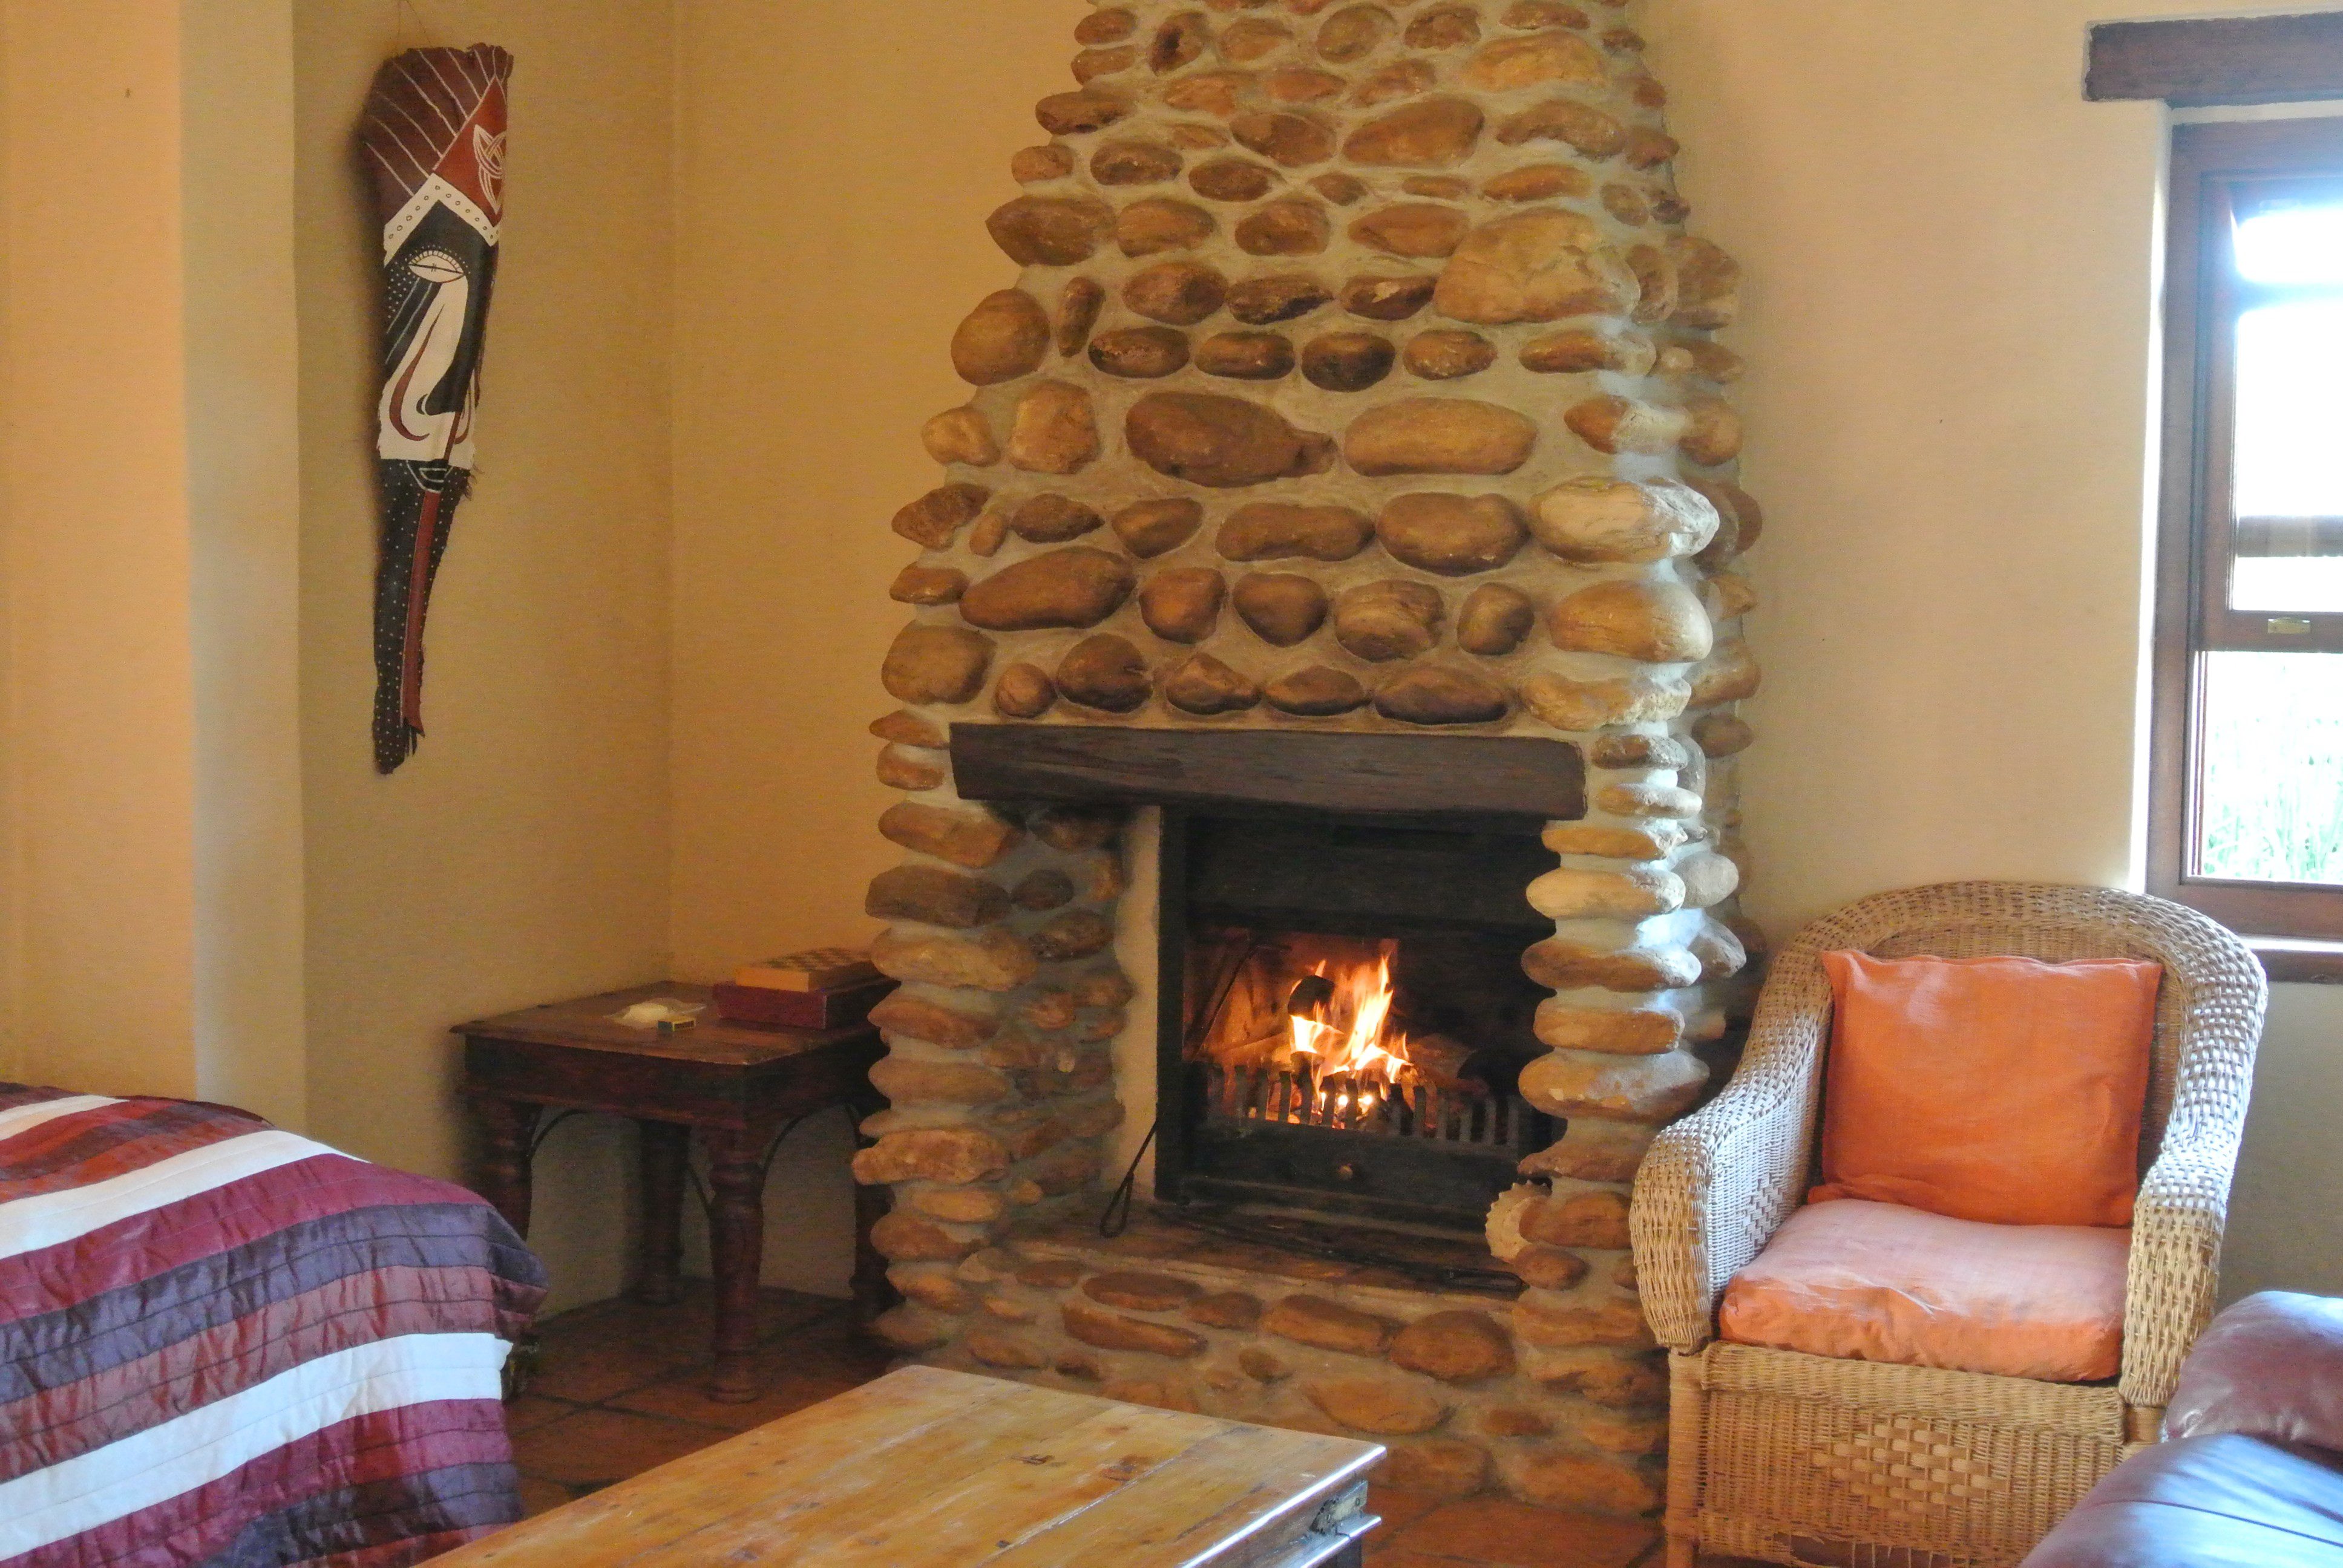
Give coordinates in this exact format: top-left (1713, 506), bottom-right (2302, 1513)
top-left (711, 978), bottom-right (894, 1031)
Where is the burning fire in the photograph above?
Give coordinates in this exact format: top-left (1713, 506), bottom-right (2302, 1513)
top-left (1193, 930), bottom-right (1503, 1134)
top-left (1286, 941), bottom-right (1413, 1113)
top-left (1193, 930), bottom-right (1506, 1136)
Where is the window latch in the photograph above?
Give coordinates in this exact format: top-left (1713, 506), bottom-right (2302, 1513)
top-left (2267, 616), bottom-right (2314, 635)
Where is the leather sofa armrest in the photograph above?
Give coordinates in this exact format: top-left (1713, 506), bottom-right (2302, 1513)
top-left (2165, 1291), bottom-right (2343, 1448)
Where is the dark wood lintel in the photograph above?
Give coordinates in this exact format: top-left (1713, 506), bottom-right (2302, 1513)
top-left (2088, 13), bottom-right (2343, 106)
top-left (949, 723), bottom-right (1585, 822)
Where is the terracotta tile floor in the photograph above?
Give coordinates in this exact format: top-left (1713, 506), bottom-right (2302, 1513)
top-left (502, 1282), bottom-right (1670, 1566)
top-left (506, 1282), bottom-right (891, 1517)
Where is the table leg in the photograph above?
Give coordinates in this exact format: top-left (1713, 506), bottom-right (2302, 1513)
top-left (474, 1097), bottom-right (541, 1236)
top-left (703, 1127), bottom-right (768, 1403)
top-left (635, 1120), bottom-right (689, 1307)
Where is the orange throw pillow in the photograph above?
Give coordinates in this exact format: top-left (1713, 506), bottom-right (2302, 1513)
top-left (1812, 951), bottom-right (2160, 1228)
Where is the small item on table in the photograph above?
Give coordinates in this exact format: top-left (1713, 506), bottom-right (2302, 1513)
top-left (732, 946), bottom-right (881, 992)
top-left (611, 998), bottom-right (706, 1031)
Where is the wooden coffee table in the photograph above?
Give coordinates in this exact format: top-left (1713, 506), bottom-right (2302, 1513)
top-left (447, 1366), bottom-right (1383, 1567)
top-left (456, 982), bottom-right (888, 1401)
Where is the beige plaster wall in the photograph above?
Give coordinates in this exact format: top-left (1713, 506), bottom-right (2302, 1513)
top-left (293, 1), bottom-right (676, 1310)
top-left (2227, 982), bottom-right (2343, 1299)
top-left (668, 0), bottom-right (1084, 1292)
top-left (0, 0), bottom-right (309, 1129)
top-left (669, 0), bottom-right (1086, 979)
top-left (1644, 0), bottom-right (2175, 923)
top-left (0, 2), bottom-right (200, 1097)
top-left (0, 0), bottom-right (18, 1080)
top-left (1642, 0), bottom-right (2343, 1300)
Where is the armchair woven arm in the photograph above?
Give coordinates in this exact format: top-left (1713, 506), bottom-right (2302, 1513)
top-left (1631, 954), bottom-right (1831, 1352)
top-left (2111, 895), bottom-right (2266, 1410)
top-left (2120, 1126), bottom-right (2243, 1409)
top-left (2115, 942), bottom-right (2264, 1411)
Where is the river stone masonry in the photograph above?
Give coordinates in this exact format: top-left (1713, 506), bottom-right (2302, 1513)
top-left (859, 0), bottom-right (1763, 1514)
top-left (902, 1214), bottom-right (1671, 1514)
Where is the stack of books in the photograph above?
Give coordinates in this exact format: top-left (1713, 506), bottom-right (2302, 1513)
top-left (711, 947), bottom-right (894, 1030)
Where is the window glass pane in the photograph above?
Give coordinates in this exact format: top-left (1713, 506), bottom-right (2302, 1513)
top-left (2233, 302), bottom-right (2343, 519)
top-left (2196, 650), bottom-right (2343, 886)
top-left (2232, 555), bottom-right (2343, 613)
top-left (2235, 201), bottom-right (2343, 286)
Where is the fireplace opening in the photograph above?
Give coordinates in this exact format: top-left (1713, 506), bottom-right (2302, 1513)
top-left (1155, 809), bottom-right (1557, 1233)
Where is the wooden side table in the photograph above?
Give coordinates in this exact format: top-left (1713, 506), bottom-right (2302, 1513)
top-left (456, 982), bottom-right (889, 1402)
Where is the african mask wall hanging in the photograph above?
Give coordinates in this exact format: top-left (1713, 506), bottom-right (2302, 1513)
top-left (359, 45), bottom-right (513, 773)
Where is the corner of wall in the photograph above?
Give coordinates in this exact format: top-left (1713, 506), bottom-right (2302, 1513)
top-left (0, 0), bottom-right (22, 1083)
top-left (664, 0), bottom-right (1086, 986)
top-left (291, 0), bottom-right (680, 1310)
top-left (183, 0), bottom-right (309, 1127)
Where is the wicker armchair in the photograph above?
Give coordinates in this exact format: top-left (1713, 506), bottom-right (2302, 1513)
top-left (1630, 883), bottom-right (2267, 1568)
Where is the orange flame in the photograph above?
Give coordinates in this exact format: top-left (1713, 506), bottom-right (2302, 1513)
top-left (1286, 941), bottom-right (1412, 1105)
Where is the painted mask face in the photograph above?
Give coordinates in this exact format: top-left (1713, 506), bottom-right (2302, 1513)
top-left (360, 46), bottom-right (513, 772)
top-left (379, 243), bottom-right (483, 462)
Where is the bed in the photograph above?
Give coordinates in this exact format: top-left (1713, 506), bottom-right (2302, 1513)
top-left (0, 1084), bottom-right (546, 1568)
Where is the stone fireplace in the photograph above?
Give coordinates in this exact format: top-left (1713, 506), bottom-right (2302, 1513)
top-left (850, 0), bottom-right (1761, 1514)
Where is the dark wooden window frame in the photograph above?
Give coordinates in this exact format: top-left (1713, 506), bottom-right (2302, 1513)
top-left (2149, 117), bottom-right (2343, 975)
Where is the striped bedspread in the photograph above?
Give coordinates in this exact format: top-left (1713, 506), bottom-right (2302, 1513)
top-left (0, 1085), bottom-right (547, 1568)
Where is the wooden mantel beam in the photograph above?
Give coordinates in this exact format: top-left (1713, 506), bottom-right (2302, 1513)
top-left (949, 724), bottom-right (1585, 822)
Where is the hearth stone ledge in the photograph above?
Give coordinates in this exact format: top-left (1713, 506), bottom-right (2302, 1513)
top-left (873, 1210), bottom-right (1666, 1513)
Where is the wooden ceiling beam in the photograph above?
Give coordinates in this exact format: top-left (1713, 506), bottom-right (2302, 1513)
top-left (2088, 12), bottom-right (2343, 106)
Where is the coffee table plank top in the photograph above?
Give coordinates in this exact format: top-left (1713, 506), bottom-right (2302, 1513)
top-left (444, 1366), bottom-right (1382, 1568)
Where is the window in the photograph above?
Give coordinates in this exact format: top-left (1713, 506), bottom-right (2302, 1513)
top-left (2151, 120), bottom-right (2343, 947)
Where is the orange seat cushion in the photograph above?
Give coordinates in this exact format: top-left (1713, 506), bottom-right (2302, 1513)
top-left (1812, 950), bottom-right (2160, 1228)
top-left (1719, 1198), bottom-right (2131, 1382)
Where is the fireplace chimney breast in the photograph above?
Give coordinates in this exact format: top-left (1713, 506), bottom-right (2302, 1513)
top-left (854, 0), bottom-right (1761, 1513)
